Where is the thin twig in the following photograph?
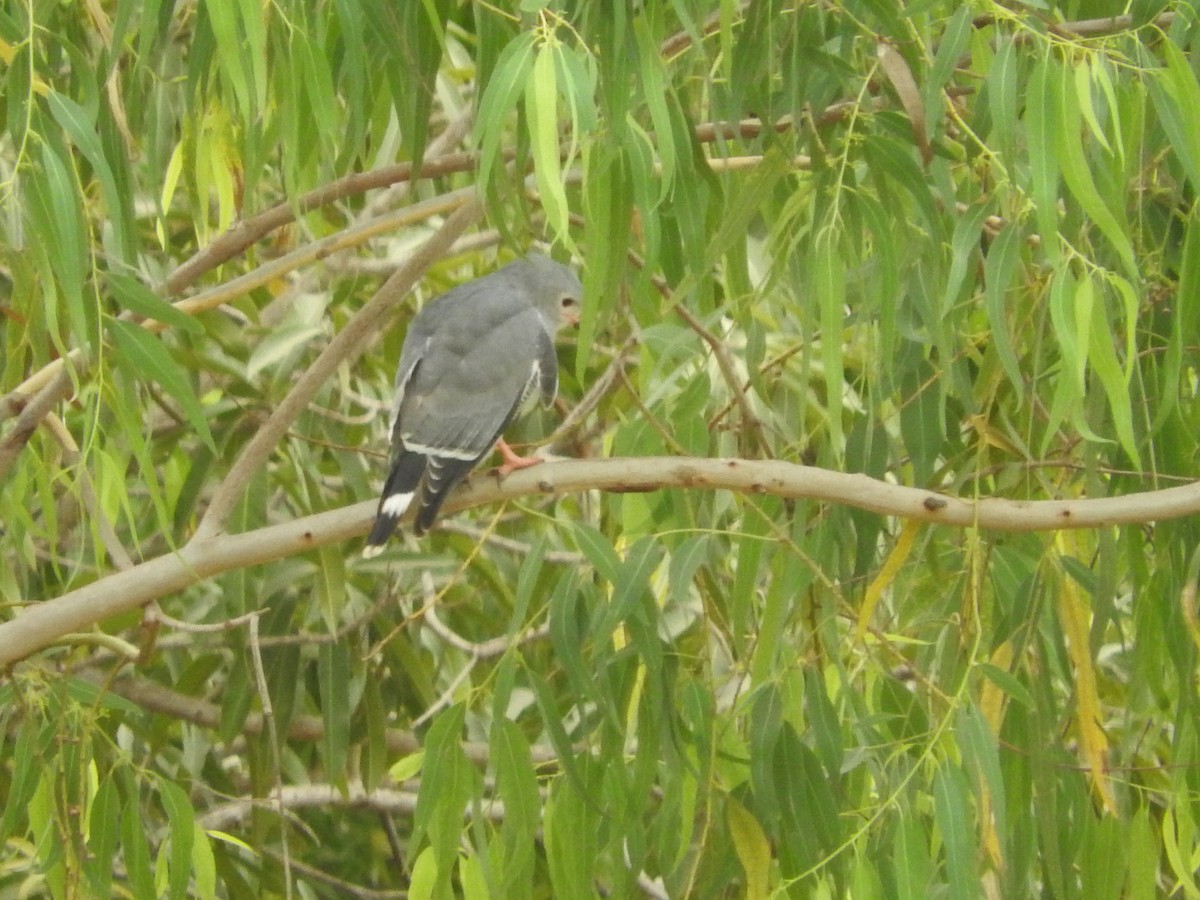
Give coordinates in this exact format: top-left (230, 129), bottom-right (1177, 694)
top-left (145, 606), bottom-right (268, 633)
top-left (544, 332), bottom-right (638, 455)
top-left (672, 303), bottom-right (766, 454)
top-left (435, 521), bottom-right (584, 564)
top-left (424, 602), bottom-right (552, 660)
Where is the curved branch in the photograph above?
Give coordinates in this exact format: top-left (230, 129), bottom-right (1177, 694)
top-left (162, 151), bottom-right (481, 297)
top-left (4, 456), bottom-right (1200, 667)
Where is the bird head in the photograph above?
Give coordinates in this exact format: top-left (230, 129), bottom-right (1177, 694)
top-left (522, 253), bottom-right (584, 331)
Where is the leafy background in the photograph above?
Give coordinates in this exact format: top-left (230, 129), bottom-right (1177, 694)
top-left (2, 0), bottom-right (1200, 897)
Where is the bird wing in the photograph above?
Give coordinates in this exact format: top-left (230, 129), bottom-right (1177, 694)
top-left (396, 304), bottom-right (555, 463)
top-left (534, 323), bottom-right (559, 407)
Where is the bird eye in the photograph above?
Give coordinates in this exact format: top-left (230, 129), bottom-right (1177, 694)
top-left (560, 295), bottom-right (577, 308)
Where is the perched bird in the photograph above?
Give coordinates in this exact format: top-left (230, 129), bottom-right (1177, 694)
top-left (362, 254), bottom-right (583, 556)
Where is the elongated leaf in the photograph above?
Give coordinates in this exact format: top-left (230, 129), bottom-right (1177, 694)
top-left (413, 704), bottom-right (474, 895)
top-left (476, 31), bottom-right (536, 198)
top-left (1055, 67), bottom-right (1136, 278)
top-left (1025, 55), bottom-right (1061, 266)
top-left (106, 272), bottom-right (202, 335)
top-left (527, 44), bottom-right (571, 244)
top-left (491, 719), bottom-right (539, 896)
top-left (122, 795), bottom-right (156, 898)
top-left (318, 640), bottom-right (351, 783)
top-left (893, 812), bottom-right (932, 900)
top-left (1084, 280), bottom-right (1142, 468)
top-left (1054, 536), bottom-right (1117, 815)
top-left (47, 91), bottom-right (133, 262)
top-left (109, 319), bottom-right (216, 451)
top-left (983, 223), bottom-right (1025, 397)
top-left (933, 763), bottom-right (978, 900)
top-left (201, 0), bottom-right (252, 118)
top-left (815, 229), bottom-right (846, 454)
top-left (157, 778), bottom-right (195, 900)
top-left (1148, 39), bottom-right (1200, 193)
top-left (727, 796), bottom-right (771, 900)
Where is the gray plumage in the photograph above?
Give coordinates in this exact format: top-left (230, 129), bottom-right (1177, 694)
top-left (363, 254), bottom-right (583, 556)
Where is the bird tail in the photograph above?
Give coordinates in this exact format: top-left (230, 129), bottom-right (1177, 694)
top-left (414, 454), bottom-right (477, 535)
top-left (362, 451), bottom-right (427, 557)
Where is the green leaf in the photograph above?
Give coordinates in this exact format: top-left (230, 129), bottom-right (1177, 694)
top-left (892, 811), bottom-right (933, 900)
top-left (317, 544), bottom-right (347, 630)
top-left (634, 18), bottom-right (675, 199)
top-left (1084, 279), bottom-right (1142, 467)
top-left (157, 778), bottom-right (195, 900)
top-left (191, 822), bottom-right (217, 900)
top-left (106, 272), bottom-right (203, 335)
top-left (543, 772), bottom-right (599, 898)
top-left (983, 223), bottom-right (1025, 398)
top-left (933, 763), bottom-right (979, 900)
top-left (201, 0), bottom-right (253, 118)
top-left (526, 44), bottom-right (571, 245)
top-left (85, 776), bottom-right (122, 898)
top-left (413, 705), bottom-right (475, 893)
top-left (815, 229), bottom-right (846, 455)
top-left (475, 31), bottom-right (536, 199)
top-left (1055, 66), bottom-right (1137, 278)
top-left (491, 719), bottom-right (539, 896)
top-left (2, 722), bottom-right (49, 836)
top-left (1025, 55), bottom-right (1061, 266)
top-left (28, 140), bottom-right (90, 351)
top-left (987, 36), bottom-right (1019, 152)
top-left (571, 522), bottom-right (623, 583)
top-left (122, 795), bottom-right (156, 899)
top-left (409, 845), bottom-right (440, 900)
top-left (108, 319), bottom-right (216, 451)
top-left (318, 640), bottom-right (352, 782)
top-left (1148, 39), bottom-right (1200, 193)
top-left (47, 91), bottom-right (133, 262)
top-left (976, 664), bottom-right (1035, 710)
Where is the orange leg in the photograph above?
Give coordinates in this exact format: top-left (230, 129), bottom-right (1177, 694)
top-left (495, 437), bottom-right (544, 475)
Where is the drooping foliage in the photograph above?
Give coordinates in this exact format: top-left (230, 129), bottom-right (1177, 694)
top-left (2, 1), bottom-right (1200, 896)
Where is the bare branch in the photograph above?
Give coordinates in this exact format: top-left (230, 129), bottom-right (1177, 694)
top-left (0, 364), bottom-right (74, 479)
top-left (6, 456), bottom-right (1200, 666)
top-left (72, 667), bottom-right (560, 767)
top-left (161, 151), bottom-right (481, 297)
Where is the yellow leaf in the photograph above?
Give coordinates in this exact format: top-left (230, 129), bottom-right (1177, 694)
top-left (856, 520), bottom-right (921, 641)
top-left (158, 140), bottom-right (186, 249)
top-left (1054, 534), bottom-right (1117, 814)
top-left (977, 641), bottom-right (1015, 866)
top-left (979, 641), bottom-right (1014, 735)
top-left (726, 796), bottom-right (771, 900)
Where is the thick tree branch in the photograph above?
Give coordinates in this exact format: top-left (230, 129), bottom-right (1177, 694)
top-left (4, 456), bottom-right (1200, 666)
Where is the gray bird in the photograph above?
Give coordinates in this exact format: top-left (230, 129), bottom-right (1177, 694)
top-left (363, 254), bottom-right (583, 556)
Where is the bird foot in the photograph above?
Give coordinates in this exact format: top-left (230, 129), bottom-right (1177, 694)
top-left (494, 437), bottom-right (544, 476)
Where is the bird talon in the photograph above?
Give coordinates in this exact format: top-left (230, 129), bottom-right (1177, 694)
top-left (495, 437), bottom-right (544, 475)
